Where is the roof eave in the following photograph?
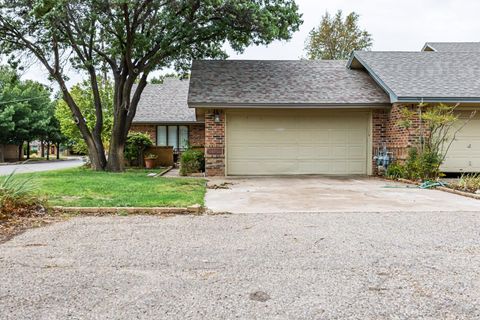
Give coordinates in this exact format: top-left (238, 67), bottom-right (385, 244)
top-left (188, 102), bottom-right (391, 108)
top-left (396, 97), bottom-right (480, 104)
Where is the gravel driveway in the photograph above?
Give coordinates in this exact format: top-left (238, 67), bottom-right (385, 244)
top-left (1, 211), bottom-right (480, 319)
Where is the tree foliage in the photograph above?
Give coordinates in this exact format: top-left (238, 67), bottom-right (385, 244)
top-left (0, 66), bottom-right (54, 145)
top-left (305, 10), bottom-right (372, 60)
top-left (0, 0), bottom-right (302, 171)
top-left (55, 79), bottom-right (113, 154)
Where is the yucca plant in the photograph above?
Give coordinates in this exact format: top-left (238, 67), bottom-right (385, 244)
top-left (0, 170), bottom-right (42, 218)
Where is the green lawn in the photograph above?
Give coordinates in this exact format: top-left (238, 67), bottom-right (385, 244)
top-left (22, 168), bottom-right (205, 207)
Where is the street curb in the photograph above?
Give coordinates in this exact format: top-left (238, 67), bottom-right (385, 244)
top-left (51, 204), bottom-right (204, 215)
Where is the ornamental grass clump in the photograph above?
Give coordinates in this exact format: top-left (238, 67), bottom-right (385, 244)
top-left (0, 171), bottom-right (45, 219)
top-left (453, 173), bottom-right (480, 193)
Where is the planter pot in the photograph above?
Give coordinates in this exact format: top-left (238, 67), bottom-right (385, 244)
top-left (144, 158), bottom-right (156, 169)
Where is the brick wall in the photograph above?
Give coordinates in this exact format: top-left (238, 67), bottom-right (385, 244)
top-left (204, 110), bottom-right (225, 176)
top-left (189, 124), bottom-right (205, 147)
top-left (372, 104), bottom-right (425, 173)
top-left (130, 124), bottom-right (157, 144)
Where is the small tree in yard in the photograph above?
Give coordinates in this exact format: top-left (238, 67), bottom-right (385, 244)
top-left (124, 133), bottom-right (153, 167)
top-left (393, 103), bottom-right (476, 180)
top-left (0, 1), bottom-right (302, 171)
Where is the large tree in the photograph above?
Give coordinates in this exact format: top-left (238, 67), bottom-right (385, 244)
top-left (0, 0), bottom-right (302, 171)
top-left (304, 10), bottom-right (372, 60)
top-left (0, 66), bottom-right (53, 161)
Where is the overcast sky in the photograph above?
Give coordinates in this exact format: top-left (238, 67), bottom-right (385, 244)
top-left (16, 0), bottom-right (480, 86)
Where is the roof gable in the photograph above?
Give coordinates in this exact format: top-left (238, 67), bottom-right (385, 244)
top-left (348, 51), bottom-right (480, 103)
top-left (132, 79), bottom-right (197, 123)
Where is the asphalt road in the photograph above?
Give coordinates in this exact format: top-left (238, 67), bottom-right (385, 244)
top-left (0, 158), bottom-right (84, 176)
top-left (1, 210), bottom-right (480, 319)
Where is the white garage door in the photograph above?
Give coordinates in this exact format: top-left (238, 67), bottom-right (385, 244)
top-left (226, 109), bottom-right (371, 175)
top-left (442, 110), bottom-right (480, 172)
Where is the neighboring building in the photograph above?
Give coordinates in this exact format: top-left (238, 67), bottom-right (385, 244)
top-left (422, 42), bottom-right (480, 52)
top-left (130, 79), bottom-right (205, 155)
top-left (0, 144), bottom-right (21, 162)
top-left (133, 42), bottom-right (480, 176)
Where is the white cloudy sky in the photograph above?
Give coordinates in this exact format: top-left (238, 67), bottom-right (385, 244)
top-left (17, 0), bottom-right (480, 86)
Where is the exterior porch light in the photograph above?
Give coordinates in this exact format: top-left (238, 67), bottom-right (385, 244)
top-left (214, 110), bottom-right (221, 123)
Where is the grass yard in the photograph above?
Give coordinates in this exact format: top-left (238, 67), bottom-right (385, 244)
top-left (20, 168), bottom-right (206, 207)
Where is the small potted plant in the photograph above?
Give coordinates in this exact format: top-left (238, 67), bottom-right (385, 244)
top-left (144, 153), bottom-right (158, 169)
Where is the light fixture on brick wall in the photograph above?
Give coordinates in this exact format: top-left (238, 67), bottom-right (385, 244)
top-left (213, 110), bottom-right (221, 123)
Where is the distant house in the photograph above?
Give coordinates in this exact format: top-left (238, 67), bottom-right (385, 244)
top-left (133, 42), bottom-right (480, 176)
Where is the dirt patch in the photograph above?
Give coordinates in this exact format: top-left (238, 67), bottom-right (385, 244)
top-left (207, 182), bottom-right (233, 190)
top-left (0, 213), bottom-right (67, 244)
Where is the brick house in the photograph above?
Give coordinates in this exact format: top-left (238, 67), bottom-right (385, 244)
top-left (134, 42), bottom-right (480, 176)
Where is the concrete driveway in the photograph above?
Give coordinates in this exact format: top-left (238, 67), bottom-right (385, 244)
top-left (206, 176), bottom-right (480, 213)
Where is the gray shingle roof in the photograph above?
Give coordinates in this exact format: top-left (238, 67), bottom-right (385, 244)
top-left (350, 51), bottom-right (480, 103)
top-left (188, 60), bottom-right (390, 106)
top-left (132, 79), bottom-right (197, 123)
top-left (423, 42), bottom-right (480, 52)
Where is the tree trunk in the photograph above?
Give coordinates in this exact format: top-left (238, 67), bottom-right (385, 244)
top-left (106, 126), bottom-right (126, 172)
top-left (0, 144), bottom-right (4, 163)
top-left (26, 141), bottom-right (30, 159)
top-left (56, 143), bottom-right (60, 160)
top-left (18, 143), bottom-right (23, 161)
top-left (41, 141), bottom-right (45, 158)
top-left (46, 142), bottom-right (50, 160)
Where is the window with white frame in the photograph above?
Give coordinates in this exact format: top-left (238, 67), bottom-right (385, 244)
top-left (156, 125), bottom-right (189, 150)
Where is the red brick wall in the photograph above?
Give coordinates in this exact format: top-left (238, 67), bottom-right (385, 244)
top-left (204, 110), bottom-right (225, 176)
top-left (189, 124), bottom-right (205, 147)
top-left (130, 124), bottom-right (157, 144)
top-left (372, 104), bottom-right (425, 173)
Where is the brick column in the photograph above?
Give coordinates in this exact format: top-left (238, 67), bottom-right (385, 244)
top-left (204, 110), bottom-right (225, 176)
top-left (372, 109), bottom-right (388, 175)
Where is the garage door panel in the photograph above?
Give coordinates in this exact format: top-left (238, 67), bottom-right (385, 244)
top-left (441, 111), bottom-right (480, 172)
top-left (227, 110), bottom-right (369, 175)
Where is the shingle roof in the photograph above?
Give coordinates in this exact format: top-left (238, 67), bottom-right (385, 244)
top-left (423, 42), bottom-right (480, 52)
top-left (132, 79), bottom-right (197, 123)
top-left (349, 51), bottom-right (480, 103)
top-left (188, 60), bottom-right (390, 106)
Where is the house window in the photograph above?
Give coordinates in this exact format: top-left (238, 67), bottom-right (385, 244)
top-left (156, 125), bottom-right (189, 150)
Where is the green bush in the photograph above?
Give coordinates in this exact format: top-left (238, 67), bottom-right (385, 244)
top-left (125, 132), bottom-right (153, 166)
top-left (385, 163), bottom-right (405, 179)
top-left (180, 149), bottom-right (205, 176)
top-left (386, 147), bottom-right (443, 181)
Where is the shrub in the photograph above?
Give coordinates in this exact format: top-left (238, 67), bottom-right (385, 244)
top-left (385, 163), bottom-right (405, 179)
top-left (0, 171), bottom-right (44, 218)
top-left (125, 132), bottom-right (153, 166)
top-left (386, 148), bottom-right (442, 181)
top-left (453, 173), bottom-right (480, 193)
top-left (180, 149), bottom-right (205, 176)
